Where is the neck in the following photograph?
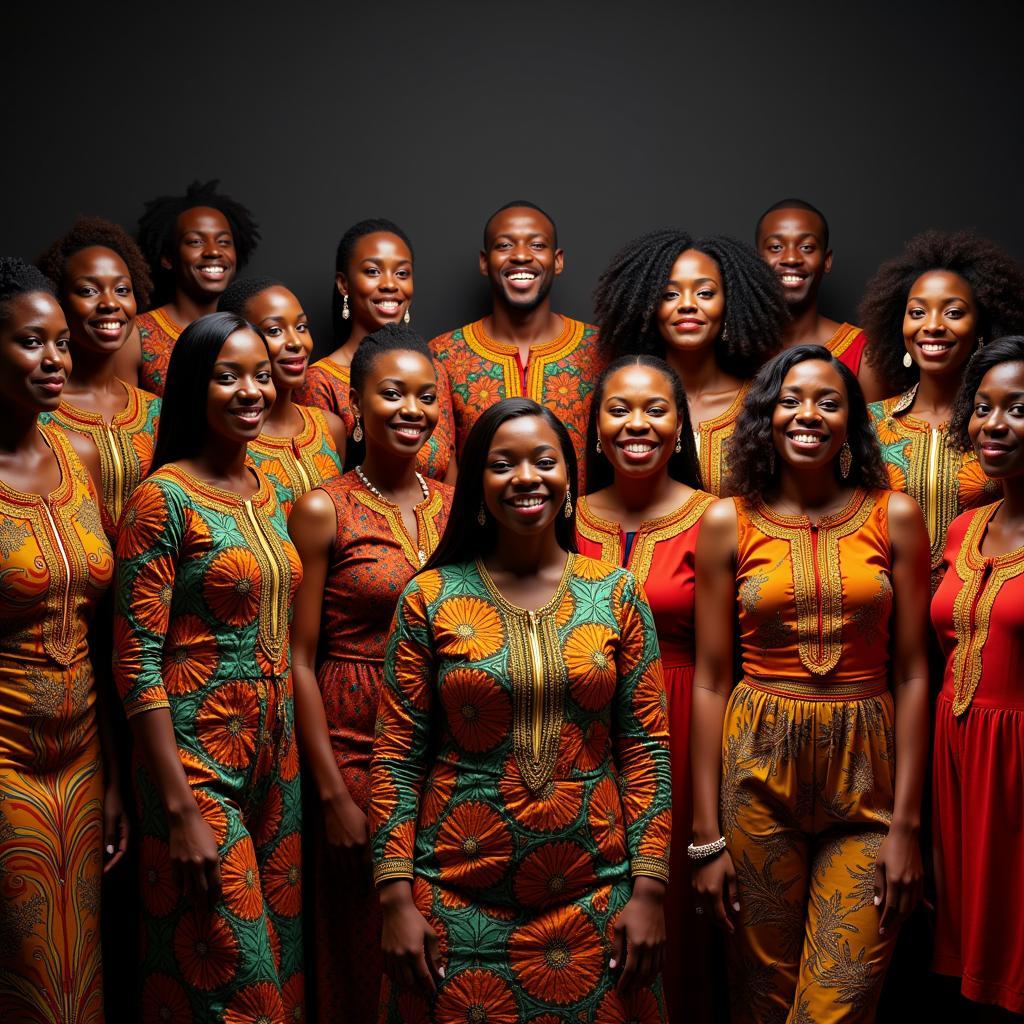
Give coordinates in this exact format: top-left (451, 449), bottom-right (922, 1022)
top-left (774, 463), bottom-right (844, 513)
top-left (190, 433), bottom-right (250, 483)
top-left (608, 466), bottom-right (676, 515)
top-left (912, 371), bottom-right (960, 414)
top-left (781, 297), bottom-right (823, 347)
top-left (0, 409), bottom-right (42, 455)
top-left (65, 343), bottom-right (120, 392)
top-left (170, 290), bottom-right (217, 325)
top-left (999, 474), bottom-right (1024, 521)
top-left (487, 297), bottom-right (558, 346)
top-left (336, 321), bottom-right (370, 362)
top-left (262, 384), bottom-right (297, 434)
top-left (359, 446), bottom-right (420, 496)
top-left (490, 525), bottom-right (566, 576)
top-left (666, 346), bottom-right (728, 396)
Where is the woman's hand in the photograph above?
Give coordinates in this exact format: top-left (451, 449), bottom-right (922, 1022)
top-left (168, 802), bottom-right (221, 908)
top-left (611, 876), bottom-right (667, 994)
top-left (102, 780), bottom-right (130, 873)
top-left (380, 881), bottom-right (443, 995)
top-left (692, 849), bottom-right (740, 934)
top-left (322, 792), bottom-right (370, 868)
top-left (874, 822), bottom-right (923, 934)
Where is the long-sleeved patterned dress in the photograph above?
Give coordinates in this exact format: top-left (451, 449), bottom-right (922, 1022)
top-left (114, 464), bottom-right (304, 1024)
top-left (0, 424), bottom-right (113, 1022)
top-left (370, 554), bottom-right (672, 1024)
top-left (136, 307), bottom-right (183, 396)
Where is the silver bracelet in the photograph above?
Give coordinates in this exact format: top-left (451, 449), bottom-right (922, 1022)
top-left (687, 836), bottom-right (727, 861)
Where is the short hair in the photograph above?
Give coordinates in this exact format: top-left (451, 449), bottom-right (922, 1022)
top-left (724, 344), bottom-right (889, 498)
top-left (585, 353), bottom-right (701, 494)
top-left (150, 312), bottom-right (269, 473)
top-left (0, 256), bottom-right (55, 323)
top-left (38, 216), bottom-right (153, 309)
top-left (593, 230), bottom-right (788, 377)
top-left (423, 398), bottom-right (578, 570)
top-left (331, 218), bottom-right (414, 342)
top-left (861, 230), bottom-right (1024, 395)
top-left (949, 335), bottom-right (1024, 452)
top-left (483, 200), bottom-right (559, 248)
top-left (218, 276), bottom-right (285, 319)
top-left (755, 198), bottom-right (830, 249)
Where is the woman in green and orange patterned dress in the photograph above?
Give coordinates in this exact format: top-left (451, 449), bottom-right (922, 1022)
top-left (114, 312), bottom-right (304, 1023)
top-left (369, 398), bottom-right (672, 1023)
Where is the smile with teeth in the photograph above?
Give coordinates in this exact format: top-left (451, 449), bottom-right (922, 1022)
top-left (789, 432), bottom-right (826, 445)
top-left (507, 271), bottom-right (537, 282)
top-left (93, 320), bottom-right (124, 331)
top-left (231, 406), bottom-right (263, 422)
top-left (620, 441), bottom-right (658, 453)
top-left (374, 300), bottom-right (402, 314)
top-left (508, 495), bottom-right (546, 508)
top-left (918, 341), bottom-right (954, 353)
top-left (391, 424), bottom-right (424, 437)
top-left (780, 273), bottom-right (807, 285)
top-left (198, 266), bottom-right (227, 278)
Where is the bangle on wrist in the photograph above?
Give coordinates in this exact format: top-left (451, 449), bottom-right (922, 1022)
top-left (687, 836), bottom-right (727, 861)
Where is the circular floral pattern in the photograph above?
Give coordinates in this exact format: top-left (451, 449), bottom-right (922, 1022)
top-left (173, 908), bottom-right (239, 991)
top-left (434, 596), bottom-right (505, 660)
top-left (197, 681), bottom-right (259, 769)
top-left (204, 547), bottom-right (262, 626)
top-left (509, 905), bottom-right (605, 1005)
top-left (162, 615), bottom-right (219, 695)
top-left (588, 777), bottom-right (627, 863)
top-left (224, 981), bottom-right (285, 1023)
top-left (514, 841), bottom-right (594, 908)
top-left (441, 668), bottom-right (512, 753)
top-left (435, 969), bottom-right (518, 1024)
top-left (140, 836), bottom-right (178, 918)
top-left (421, 758), bottom-right (458, 826)
top-left (436, 801), bottom-right (512, 889)
top-left (594, 986), bottom-right (663, 1023)
top-left (141, 973), bottom-right (191, 1024)
top-left (500, 761), bottom-right (583, 833)
top-left (119, 481), bottom-right (168, 558)
top-left (221, 840), bottom-right (263, 920)
top-left (564, 623), bottom-right (618, 711)
top-left (263, 832), bottom-right (302, 918)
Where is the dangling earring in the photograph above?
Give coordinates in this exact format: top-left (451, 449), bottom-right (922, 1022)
top-left (352, 416), bottom-right (363, 443)
top-left (674, 435), bottom-right (682, 454)
top-left (477, 502), bottom-right (487, 527)
top-left (342, 293), bottom-right (350, 321)
top-left (595, 438), bottom-right (602, 455)
top-left (768, 448), bottom-right (776, 475)
top-left (978, 336), bottom-right (986, 348)
top-left (839, 441), bottom-right (853, 480)
top-left (404, 308), bottom-right (411, 325)
top-left (720, 322), bottom-right (729, 343)
top-left (903, 351), bottom-right (913, 368)
top-left (564, 491), bottom-right (573, 519)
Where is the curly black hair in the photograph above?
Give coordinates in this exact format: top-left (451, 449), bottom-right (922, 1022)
top-left (861, 230), bottom-right (1024, 395)
top-left (948, 335), bottom-right (1024, 453)
top-left (217, 276), bottom-right (285, 319)
top-left (724, 344), bottom-right (889, 499)
top-left (593, 230), bottom-right (788, 378)
top-left (331, 218), bottom-right (414, 344)
top-left (38, 216), bottom-right (153, 309)
top-left (0, 256), bottom-right (55, 322)
top-left (137, 180), bottom-right (260, 306)
top-left (585, 354), bottom-right (700, 493)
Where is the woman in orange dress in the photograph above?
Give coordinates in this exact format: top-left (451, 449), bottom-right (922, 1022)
top-left (576, 353), bottom-right (713, 1022)
top-left (0, 258), bottom-right (127, 1021)
top-left (594, 230), bottom-right (787, 494)
top-left (297, 218), bottom-right (456, 481)
top-left (691, 345), bottom-right (932, 1022)
top-left (218, 276), bottom-right (345, 515)
top-left (289, 325), bottom-right (452, 1023)
top-left (931, 336), bottom-right (1024, 1017)
top-left (862, 231), bottom-right (1024, 578)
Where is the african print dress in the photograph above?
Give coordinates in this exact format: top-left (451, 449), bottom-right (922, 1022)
top-left (114, 464), bottom-right (304, 1024)
top-left (0, 424), bottom-right (113, 1023)
top-left (248, 405), bottom-right (343, 517)
top-left (136, 307), bottom-right (183, 396)
top-left (310, 471), bottom-right (451, 1023)
top-left (827, 322), bottom-right (869, 375)
top-left (370, 554), bottom-right (672, 1024)
top-left (40, 379), bottom-right (161, 532)
top-left (725, 489), bottom-right (900, 1023)
top-left (931, 503), bottom-right (1024, 1015)
top-left (576, 490), bottom-right (715, 1023)
top-left (297, 357), bottom-right (456, 481)
top-left (694, 384), bottom-right (749, 496)
top-left (428, 316), bottom-right (605, 486)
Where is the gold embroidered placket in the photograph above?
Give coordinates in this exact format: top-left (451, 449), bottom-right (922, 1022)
top-left (238, 499), bottom-right (291, 666)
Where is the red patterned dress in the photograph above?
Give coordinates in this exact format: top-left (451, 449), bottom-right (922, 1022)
top-left (576, 490), bottom-right (715, 1023)
top-left (312, 471), bottom-right (451, 1023)
top-left (931, 502), bottom-right (1024, 1015)
top-left (827, 322), bottom-right (869, 375)
top-left (136, 307), bottom-right (183, 396)
top-left (296, 357), bottom-right (456, 481)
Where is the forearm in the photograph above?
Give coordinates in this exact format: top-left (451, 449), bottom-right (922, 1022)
top-left (690, 686), bottom-right (729, 843)
top-left (890, 673), bottom-right (929, 830)
top-left (292, 663), bottom-right (353, 803)
top-left (130, 707), bottom-right (197, 817)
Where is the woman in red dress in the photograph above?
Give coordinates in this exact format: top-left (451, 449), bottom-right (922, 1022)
top-left (575, 353), bottom-right (713, 1022)
top-left (932, 335), bottom-right (1024, 1018)
top-left (289, 325), bottom-right (452, 1022)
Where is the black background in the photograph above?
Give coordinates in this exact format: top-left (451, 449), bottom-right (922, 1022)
top-left (7, 1), bottom-right (1024, 356)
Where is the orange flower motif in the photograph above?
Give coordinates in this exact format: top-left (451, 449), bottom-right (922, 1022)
top-left (265, 915), bottom-right (282, 972)
top-left (435, 801), bottom-right (512, 889)
top-left (545, 371), bottom-right (581, 413)
top-left (111, 614), bottom-right (142, 692)
top-left (595, 986), bottom-right (662, 1023)
top-left (131, 428), bottom-right (155, 472)
top-left (141, 973), bottom-right (191, 1024)
top-left (468, 375), bottom-right (503, 411)
top-left (370, 769), bottom-right (398, 830)
top-left (204, 547), bottom-right (262, 626)
top-left (885, 462), bottom-right (908, 493)
top-left (384, 819), bottom-right (417, 860)
top-left (958, 457), bottom-right (999, 509)
top-left (394, 637), bottom-right (434, 714)
top-left (441, 667), bottom-right (511, 753)
top-left (250, 782), bottom-right (282, 848)
top-left (513, 841), bottom-right (594, 908)
top-left (631, 664), bottom-right (669, 739)
top-left (572, 555), bottom-right (614, 581)
top-left (442, 346), bottom-right (484, 387)
top-left (118, 481), bottom-right (167, 558)
top-left (162, 615), bottom-right (219, 695)
top-left (193, 788), bottom-right (230, 845)
top-left (263, 832), bottom-right (302, 917)
top-left (434, 596), bottom-right (505, 660)
top-left (177, 747), bottom-right (219, 787)
top-left (279, 732), bottom-right (300, 782)
top-left (181, 505), bottom-right (213, 560)
top-left (509, 904), bottom-right (605, 1005)
top-left (578, 720), bottom-right (610, 772)
top-left (588, 776), bottom-right (626, 862)
top-left (638, 809), bottom-right (672, 858)
top-left (438, 886), bottom-right (471, 910)
top-left (500, 760), bottom-right (583, 833)
top-left (130, 553), bottom-right (175, 633)
top-left (395, 987), bottom-right (432, 1024)
top-left (435, 969), bottom-right (518, 1024)
top-left (197, 681), bottom-right (259, 769)
top-left (556, 722), bottom-right (584, 775)
top-left (555, 588), bottom-right (575, 627)
top-left (414, 569), bottom-right (443, 608)
top-left (225, 982), bottom-right (285, 1023)
top-left (140, 836), bottom-right (178, 917)
top-left (619, 758), bottom-right (658, 822)
top-left (564, 623), bottom-right (618, 711)
top-left (591, 885), bottom-right (611, 913)
top-left (313, 450), bottom-right (340, 483)
top-left (221, 840), bottom-right (263, 920)
top-left (421, 759), bottom-right (458, 827)
top-left (173, 908), bottom-right (239, 991)
top-left (281, 972), bottom-right (305, 1023)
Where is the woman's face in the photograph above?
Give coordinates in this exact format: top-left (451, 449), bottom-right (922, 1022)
top-left (968, 360), bottom-right (1024, 480)
top-left (351, 349), bottom-right (438, 459)
top-left (167, 206), bottom-right (236, 302)
top-left (483, 415), bottom-right (570, 537)
top-left (206, 327), bottom-right (275, 445)
top-left (244, 286), bottom-right (314, 392)
top-left (902, 270), bottom-right (979, 379)
top-left (0, 291), bottom-right (71, 415)
top-left (656, 249), bottom-right (725, 357)
top-left (337, 232), bottom-right (413, 333)
top-left (597, 364), bottom-right (681, 479)
top-left (62, 246), bottom-right (137, 356)
top-left (770, 359), bottom-right (850, 473)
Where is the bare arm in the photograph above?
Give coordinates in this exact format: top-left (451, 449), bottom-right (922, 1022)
top-left (322, 410), bottom-right (347, 469)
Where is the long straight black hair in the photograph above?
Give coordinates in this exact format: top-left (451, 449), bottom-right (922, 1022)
top-left (422, 398), bottom-right (578, 571)
top-left (150, 311), bottom-right (269, 473)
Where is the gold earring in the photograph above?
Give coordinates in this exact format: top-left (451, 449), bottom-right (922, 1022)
top-left (839, 441), bottom-right (853, 480)
top-left (903, 351), bottom-right (912, 368)
top-left (674, 435), bottom-right (682, 453)
top-left (352, 417), bottom-right (363, 442)
top-left (404, 308), bottom-right (411, 325)
top-left (342, 294), bottom-right (350, 321)
top-left (564, 491), bottom-right (573, 519)
top-left (477, 502), bottom-right (487, 527)
top-left (595, 438), bottom-right (602, 454)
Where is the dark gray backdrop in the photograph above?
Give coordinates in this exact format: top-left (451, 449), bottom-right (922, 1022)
top-left (8, 1), bottom-right (1023, 355)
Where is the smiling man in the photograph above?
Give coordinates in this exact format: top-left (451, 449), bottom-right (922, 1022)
top-left (429, 201), bottom-right (604, 483)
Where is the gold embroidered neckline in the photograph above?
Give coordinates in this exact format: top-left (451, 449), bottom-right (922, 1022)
top-left (352, 480), bottom-right (445, 571)
top-left (464, 315), bottom-right (581, 361)
top-left (55, 379), bottom-right (147, 430)
top-left (0, 424), bottom-right (75, 507)
top-left (475, 553), bottom-right (576, 617)
top-left (148, 306), bottom-right (183, 339)
top-left (252, 404), bottom-right (317, 450)
top-left (159, 463), bottom-right (272, 513)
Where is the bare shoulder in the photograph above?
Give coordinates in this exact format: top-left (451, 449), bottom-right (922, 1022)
top-left (288, 487), bottom-right (338, 546)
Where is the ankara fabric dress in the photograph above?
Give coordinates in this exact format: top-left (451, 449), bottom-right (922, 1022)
top-left (694, 385), bottom-right (749, 497)
top-left (114, 465), bottom-right (304, 1024)
top-left (310, 472), bottom-right (451, 1023)
top-left (0, 425), bottom-right (113, 1023)
top-left (136, 307), bottom-right (183, 396)
top-left (576, 491), bottom-right (715, 1022)
top-left (370, 554), bottom-right (672, 1024)
top-left (931, 504), bottom-right (1024, 1014)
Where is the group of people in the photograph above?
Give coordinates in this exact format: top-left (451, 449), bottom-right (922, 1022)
top-left (1, 181), bottom-right (1023, 1024)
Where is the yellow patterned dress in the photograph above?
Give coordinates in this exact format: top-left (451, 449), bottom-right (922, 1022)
top-left (694, 384), bottom-right (750, 496)
top-left (0, 424), bottom-right (114, 1022)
